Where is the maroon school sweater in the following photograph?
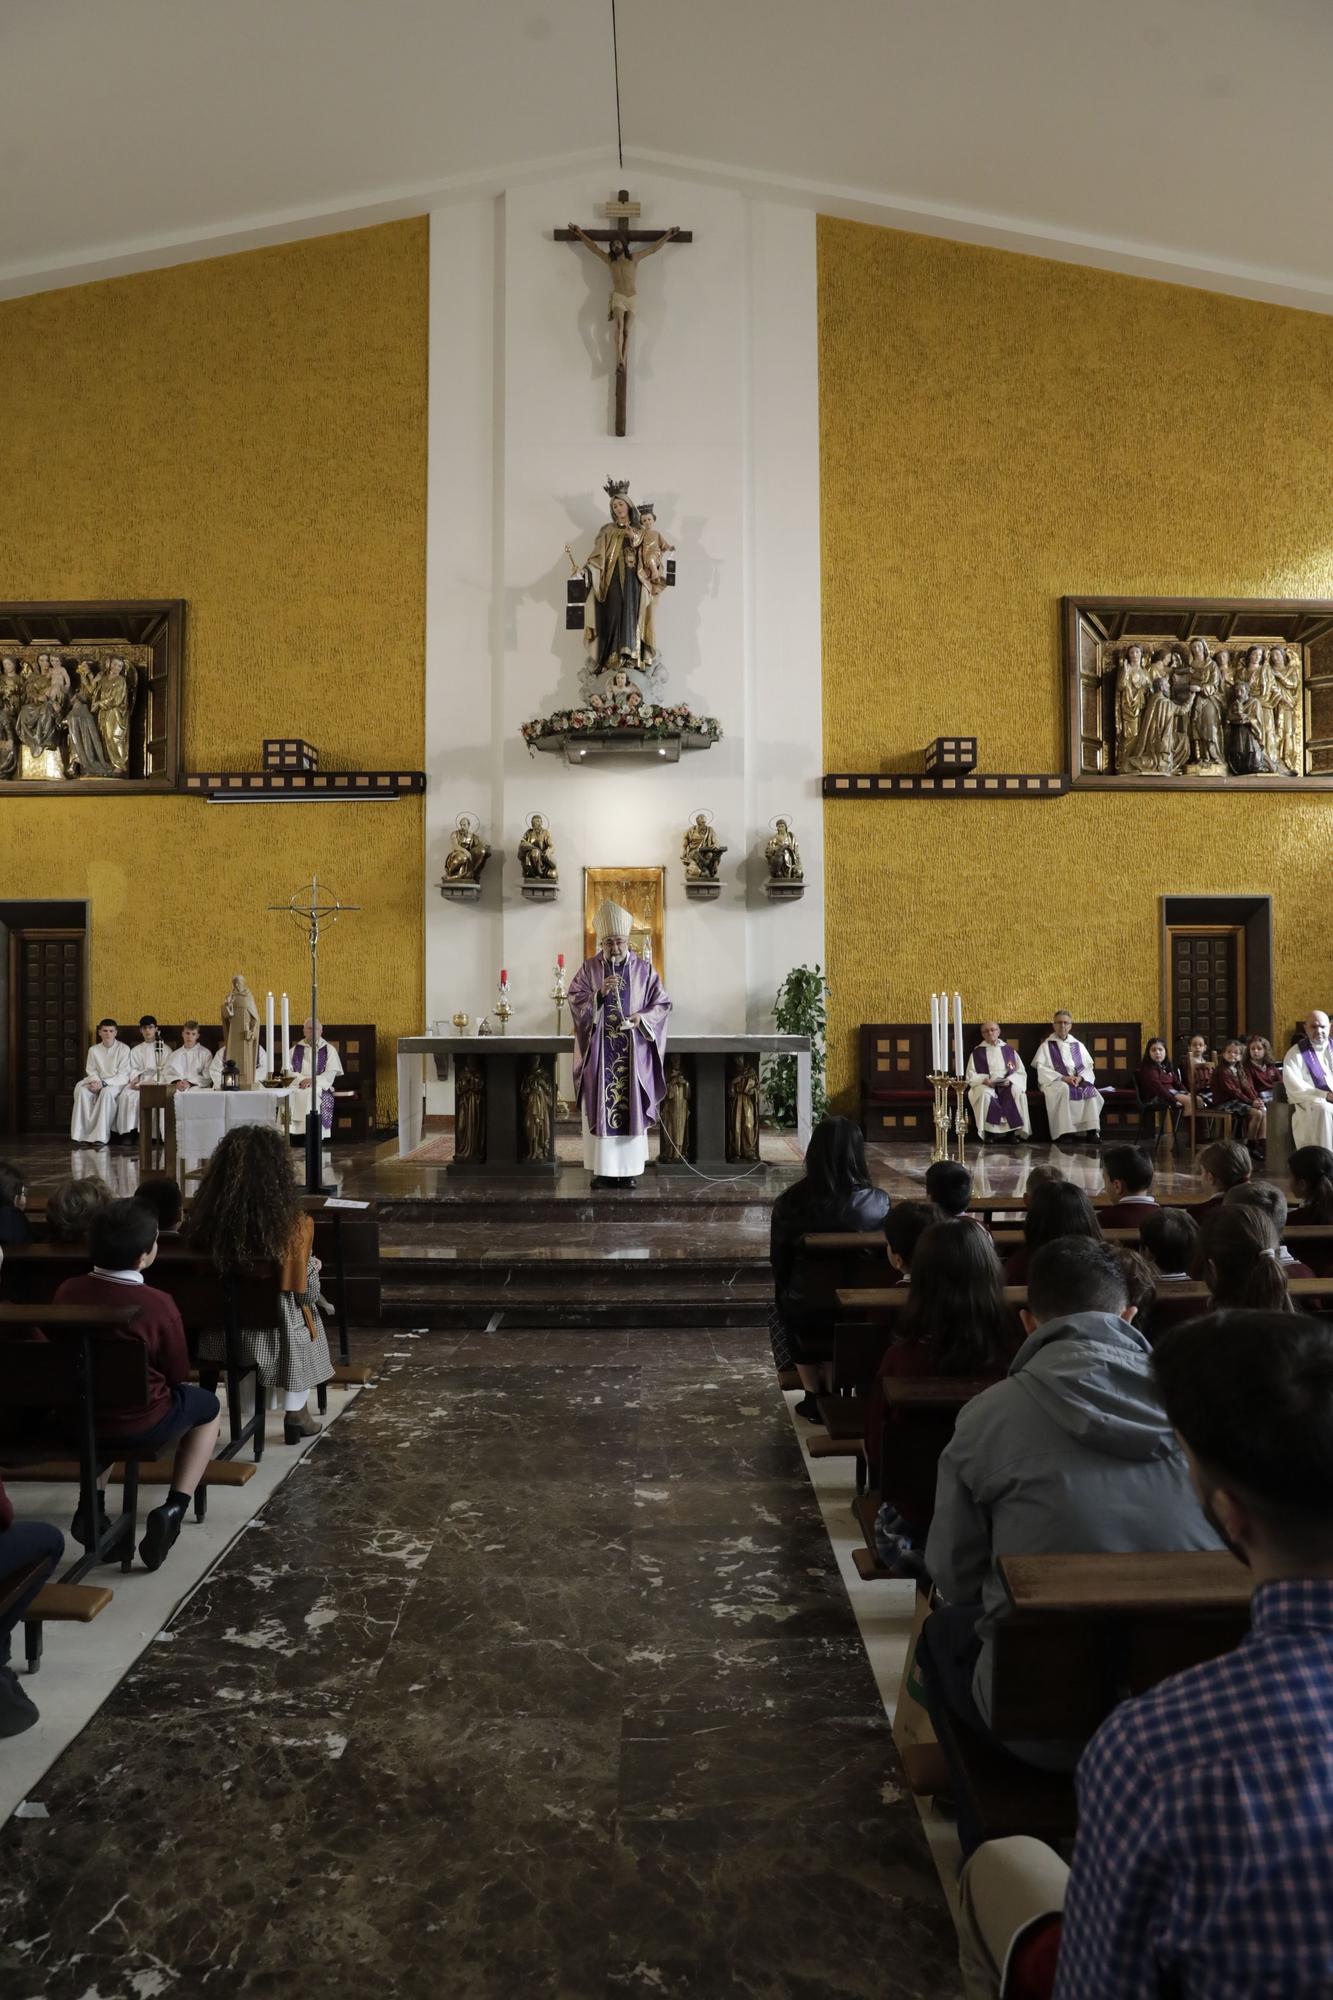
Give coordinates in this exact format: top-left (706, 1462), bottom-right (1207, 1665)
top-left (51, 1274), bottom-right (189, 1437)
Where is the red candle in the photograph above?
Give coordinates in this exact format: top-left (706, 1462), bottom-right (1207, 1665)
top-left (558, 953), bottom-right (564, 968)
top-left (500, 968), bottom-right (508, 984)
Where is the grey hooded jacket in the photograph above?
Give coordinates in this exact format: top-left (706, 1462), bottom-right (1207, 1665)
top-left (924, 1309), bottom-right (1222, 1735)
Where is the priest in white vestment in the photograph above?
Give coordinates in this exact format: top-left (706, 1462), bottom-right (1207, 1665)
top-left (1034, 1011), bottom-right (1103, 1141)
top-left (208, 1041), bottom-right (270, 1088)
top-left (70, 1020), bottom-right (131, 1144)
top-left (165, 1022), bottom-right (214, 1090)
top-left (1282, 1011), bottom-right (1333, 1149)
top-left (118, 1016), bottom-right (174, 1137)
top-left (966, 1022), bottom-right (1031, 1139)
top-left (291, 1018), bottom-right (345, 1141)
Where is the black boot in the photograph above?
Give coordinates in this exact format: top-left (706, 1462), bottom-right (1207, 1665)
top-left (139, 1494), bottom-right (188, 1572)
top-left (0, 1666), bottom-right (39, 1739)
top-left (70, 1494), bottom-right (110, 1550)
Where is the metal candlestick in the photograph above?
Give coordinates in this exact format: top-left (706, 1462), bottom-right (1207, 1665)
top-left (929, 1072), bottom-right (968, 1163)
top-left (551, 960), bottom-right (567, 1035)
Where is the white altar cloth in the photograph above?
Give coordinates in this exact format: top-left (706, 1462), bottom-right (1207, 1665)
top-left (174, 1086), bottom-right (293, 1165)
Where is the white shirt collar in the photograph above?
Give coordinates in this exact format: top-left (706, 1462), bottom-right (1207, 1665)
top-left (1118, 1193), bottom-right (1156, 1205)
top-left (91, 1266), bottom-right (145, 1286)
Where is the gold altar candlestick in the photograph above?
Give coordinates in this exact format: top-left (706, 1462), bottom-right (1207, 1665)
top-left (928, 1072), bottom-right (951, 1163)
top-left (947, 1075), bottom-right (968, 1166)
top-left (929, 1072), bottom-right (968, 1163)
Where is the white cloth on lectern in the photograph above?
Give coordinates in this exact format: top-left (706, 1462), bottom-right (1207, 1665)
top-left (208, 1043), bottom-right (269, 1088)
top-left (1282, 1040), bottom-right (1333, 1148)
top-left (70, 1041), bottom-right (131, 1143)
top-left (165, 1043), bottom-right (213, 1089)
top-left (1034, 1035), bottom-right (1103, 1137)
top-left (965, 1043), bottom-right (1031, 1138)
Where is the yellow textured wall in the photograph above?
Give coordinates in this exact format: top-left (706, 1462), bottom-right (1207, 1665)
top-left (819, 218), bottom-right (1333, 1109)
top-left (0, 222), bottom-right (428, 1117)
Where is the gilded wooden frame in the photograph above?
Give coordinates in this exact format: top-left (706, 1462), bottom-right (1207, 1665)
top-left (582, 867), bottom-right (666, 979)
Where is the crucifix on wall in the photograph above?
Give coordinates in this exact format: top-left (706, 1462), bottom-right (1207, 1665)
top-left (554, 191), bottom-right (692, 436)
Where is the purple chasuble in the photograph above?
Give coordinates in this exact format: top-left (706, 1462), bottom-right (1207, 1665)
top-left (293, 1041), bottom-right (334, 1133)
top-left (1301, 1039), bottom-right (1333, 1092)
top-left (975, 1043), bottom-right (1022, 1128)
top-left (1048, 1037), bottom-right (1096, 1101)
top-left (567, 952), bottom-right (671, 1139)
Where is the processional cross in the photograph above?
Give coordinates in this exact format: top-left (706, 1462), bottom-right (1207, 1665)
top-left (268, 875), bottom-right (359, 1193)
top-left (554, 190), bottom-right (692, 437)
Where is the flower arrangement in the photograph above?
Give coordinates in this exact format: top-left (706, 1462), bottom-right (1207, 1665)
top-left (521, 701), bottom-right (723, 750)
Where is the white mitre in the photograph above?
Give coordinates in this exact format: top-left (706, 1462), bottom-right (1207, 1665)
top-left (595, 900), bottom-right (635, 941)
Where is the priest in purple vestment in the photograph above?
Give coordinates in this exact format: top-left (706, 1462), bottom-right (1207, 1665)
top-left (568, 900), bottom-right (671, 1188)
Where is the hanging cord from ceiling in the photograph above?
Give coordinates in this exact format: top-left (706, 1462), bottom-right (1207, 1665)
top-left (611, 0), bottom-right (624, 168)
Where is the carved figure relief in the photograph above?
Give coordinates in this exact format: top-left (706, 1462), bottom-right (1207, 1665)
top-left (726, 1055), bottom-right (760, 1162)
top-left (521, 1055), bottom-right (555, 1162)
top-left (681, 810), bottom-right (726, 882)
top-left (455, 1057), bottom-right (485, 1161)
top-left (765, 818), bottom-right (803, 882)
top-left (1109, 635), bottom-right (1303, 779)
top-left (443, 814), bottom-right (491, 884)
top-left (518, 813), bottom-right (558, 882)
top-left (659, 1054), bottom-right (691, 1161)
top-left (2, 644), bottom-right (146, 783)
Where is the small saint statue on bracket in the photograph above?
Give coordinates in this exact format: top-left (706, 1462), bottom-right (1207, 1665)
top-left (764, 818), bottom-right (804, 901)
top-left (518, 812), bottom-right (559, 901)
top-left (441, 814), bottom-right (491, 903)
top-left (682, 811), bottom-right (726, 899)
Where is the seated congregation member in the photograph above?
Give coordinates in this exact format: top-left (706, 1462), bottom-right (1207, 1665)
top-left (0, 1161), bottom-right (31, 1245)
top-left (1289, 1144), bottom-right (1333, 1225)
top-left (924, 1159), bottom-right (976, 1221)
top-left (1192, 1204), bottom-right (1293, 1313)
top-left (1135, 1037), bottom-right (1188, 1138)
top-left (768, 1115), bottom-right (890, 1417)
top-left (165, 1020), bottom-right (213, 1091)
top-left (1183, 1032), bottom-right (1215, 1103)
top-left (44, 1175), bottom-right (113, 1242)
top-left (883, 1198), bottom-right (941, 1283)
top-left (187, 1124), bottom-right (334, 1442)
top-left (1188, 1136), bottom-right (1251, 1217)
top-left (1245, 1032), bottom-right (1281, 1101)
top-left (291, 1017), bottom-right (344, 1143)
top-left (965, 1023), bottom-right (1031, 1142)
top-left (0, 1476), bottom-right (63, 1738)
top-left (1212, 1036), bottom-right (1266, 1156)
top-left (70, 1019), bottom-right (130, 1146)
top-left (1096, 1144), bottom-right (1158, 1228)
top-left (53, 1199), bottom-right (221, 1570)
top-left (863, 1214), bottom-right (1007, 1515)
top-left (1002, 1179), bottom-right (1103, 1286)
top-left (1225, 1182), bottom-right (1314, 1279)
top-left (1033, 1012), bottom-right (1102, 1145)
top-left (1139, 1207), bottom-right (1203, 1341)
top-left (1052, 1310), bottom-right (1333, 1998)
top-left (918, 1237), bottom-right (1220, 1855)
top-left (133, 1175), bottom-right (184, 1239)
top-left (1283, 1009), bottom-right (1333, 1150)
top-left (208, 1037), bottom-right (269, 1088)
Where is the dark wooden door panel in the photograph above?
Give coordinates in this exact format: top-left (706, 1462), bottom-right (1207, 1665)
top-left (1171, 929), bottom-right (1240, 1054)
top-left (12, 930), bottom-right (84, 1134)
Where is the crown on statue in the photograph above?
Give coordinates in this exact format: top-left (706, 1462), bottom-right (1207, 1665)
top-left (603, 477), bottom-right (631, 503)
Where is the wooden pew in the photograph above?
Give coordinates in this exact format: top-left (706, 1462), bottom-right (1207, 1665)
top-left (0, 1242), bottom-right (282, 1465)
top-left (838, 1277), bottom-right (1330, 1314)
top-left (927, 1551), bottom-right (1251, 1841)
top-left (0, 1554), bottom-right (114, 1679)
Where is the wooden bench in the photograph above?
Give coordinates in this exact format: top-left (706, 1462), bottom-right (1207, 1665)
top-left (23, 1580), bottom-right (115, 1673)
top-left (0, 1303), bottom-right (159, 1585)
top-left (928, 1551), bottom-right (1252, 1841)
top-left (1, 1242), bottom-right (283, 1465)
top-left (838, 1277), bottom-right (1331, 1315)
top-left (860, 1020), bottom-right (1145, 1143)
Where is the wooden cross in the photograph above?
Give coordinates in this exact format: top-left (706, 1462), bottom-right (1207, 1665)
top-left (554, 190), bottom-right (693, 437)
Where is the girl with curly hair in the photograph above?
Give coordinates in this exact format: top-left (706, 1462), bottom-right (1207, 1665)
top-left (186, 1124), bottom-right (332, 1443)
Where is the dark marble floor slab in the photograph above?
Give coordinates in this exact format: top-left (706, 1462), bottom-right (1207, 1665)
top-left (0, 1326), bottom-right (959, 1999)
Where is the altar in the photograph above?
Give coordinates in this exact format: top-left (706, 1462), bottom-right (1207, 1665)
top-left (396, 1034), bottom-right (812, 1174)
top-left (174, 1084), bottom-right (295, 1169)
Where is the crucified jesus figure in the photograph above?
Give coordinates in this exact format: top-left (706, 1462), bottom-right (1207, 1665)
top-left (566, 223), bottom-right (680, 367)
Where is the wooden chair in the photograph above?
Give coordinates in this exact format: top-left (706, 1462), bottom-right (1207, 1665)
top-left (929, 1551), bottom-right (1251, 1841)
top-left (1186, 1051), bottom-right (1236, 1155)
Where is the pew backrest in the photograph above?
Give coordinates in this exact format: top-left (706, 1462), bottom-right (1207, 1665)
top-left (0, 1303), bottom-right (147, 1415)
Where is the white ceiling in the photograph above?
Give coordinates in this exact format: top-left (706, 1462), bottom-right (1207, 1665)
top-left (3, 0), bottom-right (1332, 306)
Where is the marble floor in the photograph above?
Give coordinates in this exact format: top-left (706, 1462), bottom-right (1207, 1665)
top-left (0, 1326), bottom-right (961, 2000)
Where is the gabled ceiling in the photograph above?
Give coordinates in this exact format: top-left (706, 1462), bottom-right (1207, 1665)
top-left (3, 0), bottom-right (1332, 308)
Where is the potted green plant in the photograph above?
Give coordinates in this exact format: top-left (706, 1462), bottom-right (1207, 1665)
top-left (764, 964), bottom-right (828, 1129)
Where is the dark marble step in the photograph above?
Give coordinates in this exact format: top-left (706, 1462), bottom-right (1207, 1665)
top-left (381, 1293), bottom-right (771, 1329)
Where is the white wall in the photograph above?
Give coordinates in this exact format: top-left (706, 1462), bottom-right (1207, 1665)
top-left (424, 169), bottom-right (823, 1094)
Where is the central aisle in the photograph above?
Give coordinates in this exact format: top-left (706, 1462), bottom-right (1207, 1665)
top-left (0, 1326), bottom-right (957, 1998)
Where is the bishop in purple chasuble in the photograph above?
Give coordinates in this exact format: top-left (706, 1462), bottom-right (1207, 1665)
top-left (568, 905), bottom-right (671, 1181)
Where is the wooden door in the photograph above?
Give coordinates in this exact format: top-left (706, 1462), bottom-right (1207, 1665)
top-left (1167, 926), bottom-right (1244, 1055)
top-left (8, 929), bottom-right (85, 1133)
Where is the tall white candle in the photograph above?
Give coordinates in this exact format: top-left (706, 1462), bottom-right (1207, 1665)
top-left (265, 991), bottom-right (275, 1070)
top-left (953, 992), bottom-right (964, 1077)
top-left (929, 993), bottom-right (939, 1072)
top-left (280, 992), bottom-right (291, 1073)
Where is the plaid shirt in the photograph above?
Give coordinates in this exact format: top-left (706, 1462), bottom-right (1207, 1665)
top-left (1054, 1578), bottom-right (1333, 1998)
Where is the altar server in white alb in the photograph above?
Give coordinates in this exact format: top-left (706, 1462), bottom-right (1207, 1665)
top-left (1034, 1010), bottom-right (1103, 1141)
top-left (1282, 1010), bottom-right (1333, 1148)
top-left (291, 1018), bottom-right (344, 1142)
top-left (965, 1021), bottom-right (1031, 1140)
top-left (208, 1039), bottom-right (269, 1088)
top-left (70, 1019), bottom-right (131, 1144)
top-left (119, 1014), bottom-right (173, 1138)
top-left (165, 1020), bottom-right (213, 1091)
